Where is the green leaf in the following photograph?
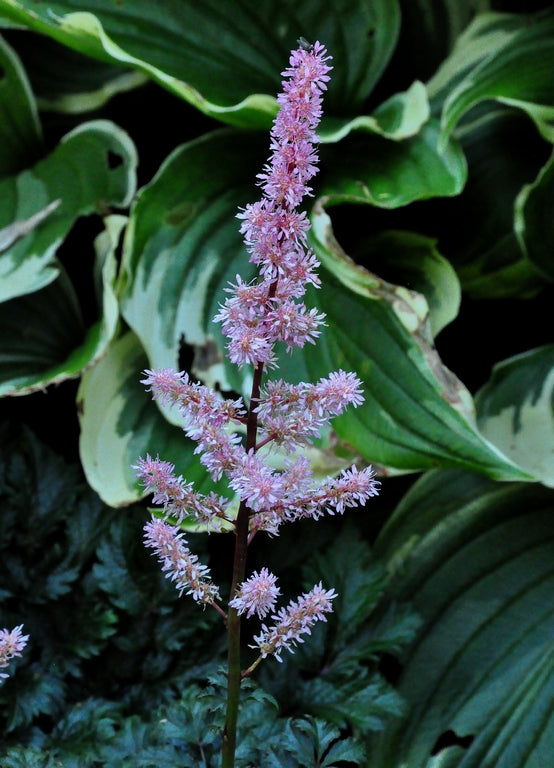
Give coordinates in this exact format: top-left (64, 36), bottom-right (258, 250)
top-left (475, 345), bottom-right (554, 488)
top-left (0, 214), bottom-right (122, 395)
top-left (119, 128), bottom-right (529, 480)
top-left (0, 746), bottom-right (61, 767)
top-left (438, 10), bottom-right (554, 147)
top-left (118, 129), bottom-right (264, 398)
top-left (319, 119), bottom-right (466, 208)
top-left (346, 230), bottom-right (461, 337)
top-left (395, 0), bottom-right (479, 84)
top-left (0, 33), bottom-right (43, 177)
top-left (289, 717), bottom-right (365, 767)
top-left (426, 11), bottom-right (530, 111)
top-left (0, 119), bottom-right (137, 303)
top-left (306, 203), bottom-right (532, 480)
top-left (515, 147), bottom-right (554, 283)
top-left (0, 0), bottom-right (400, 128)
top-left (372, 469), bottom-right (554, 768)
top-left (77, 331), bottom-right (228, 507)
top-left (321, 80), bottom-right (430, 143)
top-left (436, 107), bottom-right (549, 299)
top-left (4, 30), bottom-right (147, 113)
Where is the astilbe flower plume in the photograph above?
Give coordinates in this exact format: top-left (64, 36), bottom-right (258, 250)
top-left (135, 39), bottom-right (380, 767)
top-left (0, 625), bottom-right (28, 682)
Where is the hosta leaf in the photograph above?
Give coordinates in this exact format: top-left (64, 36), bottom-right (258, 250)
top-left (395, 0), bottom-right (478, 85)
top-left (0, 215), bottom-right (123, 395)
top-left (475, 345), bottom-right (554, 488)
top-left (119, 128), bottom-right (530, 480)
top-left (346, 230), bottom-right (461, 337)
top-left (305, 203), bottom-right (532, 480)
top-left (118, 129), bottom-right (265, 403)
top-left (372, 470), bottom-right (554, 768)
top-left (515, 148), bottom-right (554, 283)
top-left (4, 29), bottom-right (147, 113)
top-left (438, 10), bottom-right (554, 147)
top-left (321, 80), bottom-right (430, 143)
top-left (319, 119), bottom-right (466, 208)
top-left (0, 33), bottom-right (42, 177)
top-left (77, 331), bottom-right (230, 507)
top-left (436, 107), bottom-right (549, 299)
top-left (0, 119), bottom-right (137, 303)
top-left (0, 0), bottom-right (400, 128)
top-left (426, 12), bottom-right (531, 112)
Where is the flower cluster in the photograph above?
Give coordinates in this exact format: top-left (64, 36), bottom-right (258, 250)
top-left (214, 41), bottom-right (332, 368)
top-left (252, 583), bottom-right (337, 662)
top-left (229, 568), bottom-right (281, 619)
top-left (144, 519), bottom-right (220, 605)
top-left (137, 40), bottom-right (379, 666)
top-left (139, 369), bottom-right (379, 535)
top-left (0, 625), bottom-right (29, 682)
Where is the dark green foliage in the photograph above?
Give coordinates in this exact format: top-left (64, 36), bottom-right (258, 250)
top-left (258, 526), bottom-right (419, 736)
top-left (0, 429), bottom-right (414, 764)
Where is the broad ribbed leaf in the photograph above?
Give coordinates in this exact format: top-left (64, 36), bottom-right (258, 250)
top-left (119, 129), bottom-right (530, 481)
top-left (372, 470), bottom-right (554, 768)
top-left (438, 10), bottom-right (554, 146)
top-left (0, 33), bottom-right (42, 177)
top-left (515, 148), bottom-right (554, 283)
top-left (77, 331), bottom-right (230, 507)
top-left (0, 215), bottom-right (122, 395)
top-left (426, 12), bottom-right (530, 112)
top-left (0, 0), bottom-right (400, 128)
top-left (344, 230), bottom-right (461, 338)
top-left (304, 206), bottom-right (531, 480)
top-left (118, 129), bottom-right (263, 403)
top-left (475, 345), bottom-right (554, 488)
top-left (319, 120), bottom-right (466, 208)
top-left (395, 0), bottom-right (477, 84)
top-left (322, 81), bottom-right (430, 143)
top-left (436, 108), bottom-right (549, 298)
top-left (4, 29), bottom-right (147, 113)
top-left (0, 119), bottom-right (137, 303)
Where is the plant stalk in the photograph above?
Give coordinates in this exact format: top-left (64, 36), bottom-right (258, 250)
top-left (221, 361), bottom-right (265, 767)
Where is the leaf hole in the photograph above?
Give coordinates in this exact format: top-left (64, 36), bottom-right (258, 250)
top-left (431, 729), bottom-right (475, 755)
top-left (106, 150), bottom-right (123, 170)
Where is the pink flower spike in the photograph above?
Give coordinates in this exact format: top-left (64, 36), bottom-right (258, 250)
top-left (229, 567), bottom-right (281, 619)
top-left (314, 370), bottom-right (365, 414)
top-left (252, 582), bottom-right (337, 662)
top-left (319, 465), bottom-right (380, 515)
top-left (0, 625), bottom-right (29, 681)
top-left (144, 519), bottom-right (220, 605)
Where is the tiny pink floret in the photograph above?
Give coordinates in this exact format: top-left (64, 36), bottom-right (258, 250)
top-left (0, 625), bottom-right (29, 681)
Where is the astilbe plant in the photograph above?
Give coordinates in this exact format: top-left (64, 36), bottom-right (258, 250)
top-left (0, 625), bottom-right (28, 683)
top-left (135, 39), bottom-right (379, 767)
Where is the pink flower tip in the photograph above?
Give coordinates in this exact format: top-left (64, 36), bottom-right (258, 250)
top-left (229, 567), bottom-right (281, 619)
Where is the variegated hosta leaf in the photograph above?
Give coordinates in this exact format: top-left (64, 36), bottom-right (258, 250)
top-left (372, 469), bottom-right (554, 768)
top-left (476, 345), bottom-right (554, 488)
top-left (118, 129), bottom-right (530, 486)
